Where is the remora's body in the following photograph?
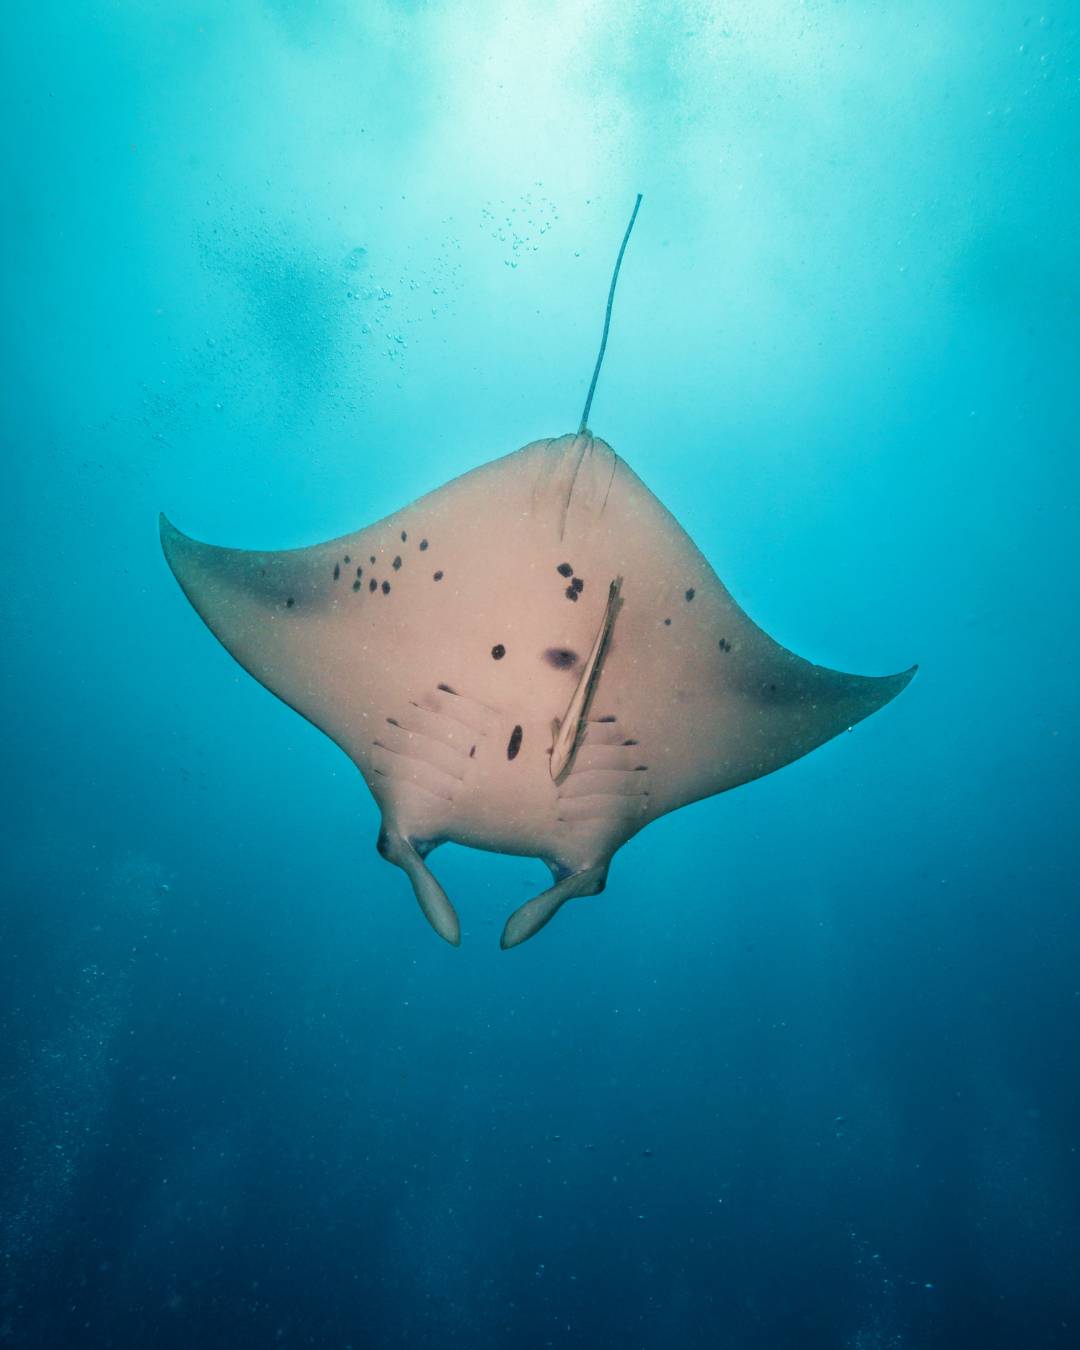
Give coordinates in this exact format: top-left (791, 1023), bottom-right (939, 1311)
top-left (161, 430), bottom-right (914, 947)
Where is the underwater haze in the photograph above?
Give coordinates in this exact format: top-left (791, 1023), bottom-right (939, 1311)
top-left (2, 3), bottom-right (1078, 1347)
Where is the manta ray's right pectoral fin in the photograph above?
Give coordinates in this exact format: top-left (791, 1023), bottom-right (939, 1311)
top-left (377, 827), bottom-right (460, 947)
top-left (500, 863), bottom-right (609, 951)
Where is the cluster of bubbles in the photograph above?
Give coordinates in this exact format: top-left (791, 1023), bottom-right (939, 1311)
top-left (102, 185), bottom-right (584, 456)
top-left (193, 206), bottom-right (351, 414)
top-left (848, 1317), bottom-right (906, 1350)
top-left (118, 199), bottom-right (469, 445)
top-left (92, 199), bottom-right (469, 462)
top-left (340, 227), bottom-right (465, 371)
top-left (843, 1226), bottom-right (936, 1350)
top-left (479, 182), bottom-right (561, 269)
top-left (987, 14), bottom-right (1060, 122)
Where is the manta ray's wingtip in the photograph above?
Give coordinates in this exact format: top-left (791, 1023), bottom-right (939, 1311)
top-left (867, 661), bottom-right (919, 713)
top-left (896, 663), bottom-right (919, 690)
top-left (848, 662), bottom-right (918, 727)
top-left (158, 516), bottom-right (202, 595)
top-left (158, 513), bottom-right (188, 560)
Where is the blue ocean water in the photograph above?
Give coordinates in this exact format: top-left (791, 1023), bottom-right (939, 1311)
top-left (3, 3), bottom-right (1078, 1347)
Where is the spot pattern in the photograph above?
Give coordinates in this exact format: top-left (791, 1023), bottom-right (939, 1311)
top-left (382, 580), bottom-right (391, 595)
top-left (565, 586), bottom-right (579, 602)
top-left (685, 587), bottom-right (695, 602)
top-left (400, 530), bottom-right (407, 542)
top-left (718, 637), bottom-right (731, 652)
top-left (506, 725), bottom-right (523, 760)
top-left (556, 562), bottom-right (574, 577)
top-left (544, 648), bottom-right (578, 670)
top-left (491, 644), bottom-right (506, 661)
top-left (352, 579), bottom-right (362, 591)
top-left (419, 539), bottom-right (429, 551)
top-left (433, 570), bottom-right (444, 582)
top-left (285, 597), bottom-right (295, 608)
top-left (392, 556), bottom-right (402, 570)
top-left (333, 563), bottom-right (340, 581)
top-left (369, 579), bottom-right (378, 592)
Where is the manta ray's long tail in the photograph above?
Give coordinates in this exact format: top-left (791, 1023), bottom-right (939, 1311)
top-left (578, 192), bottom-right (643, 435)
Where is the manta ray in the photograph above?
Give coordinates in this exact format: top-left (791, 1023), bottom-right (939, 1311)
top-left (162, 196), bottom-right (915, 949)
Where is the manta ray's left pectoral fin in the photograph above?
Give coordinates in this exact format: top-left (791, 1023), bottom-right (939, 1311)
top-left (500, 863), bottom-right (609, 951)
top-left (377, 827), bottom-right (460, 947)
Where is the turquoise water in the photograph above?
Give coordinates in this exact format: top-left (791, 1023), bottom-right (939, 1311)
top-left (3, 4), bottom-right (1077, 1347)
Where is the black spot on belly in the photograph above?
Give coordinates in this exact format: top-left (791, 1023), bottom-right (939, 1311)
top-left (597, 715), bottom-right (616, 723)
top-left (382, 580), bottom-right (391, 594)
top-left (352, 579), bottom-right (362, 591)
top-left (570, 576), bottom-right (584, 593)
top-left (437, 682), bottom-right (457, 694)
top-left (356, 565), bottom-right (363, 578)
top-left (506, 725), bottom-right (523, 760)
top-left (718, 637), bottom-right (731, 652)
top-left (344, 554), bottom-right (350, 564)
top-left (544, 647), bottom-right (578, 670)
top-left (369, 578), bottom-right (378, 592)
top-left (556, 562), bottom-right (574, 577)
top-left (392, 556), bottom-right (402, 570)
top-left (491, 643), bottom-right (506, 660)
top-left (663, 618), bottom-right (672, 626)
top-left (685, 587), bottom-right (695, 601)
top-left (285, 597), bottom-right (295, 608)
top-left (433, 570), bottom-right (444, 581)
top-left (370, 555), bottom-right (376, 564)
top-left (469, 744), bottom-right (476, 758)
top-left (622, 738), bottom-right (639, 746)
top-left (565, 586), bottom-right (579, 602)
top-left (400, 530), bottom-right (407, 542)
top-left (333, 563), bottom-right (340, 580)
top-left (419, 538), bottom-right (429, 551)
